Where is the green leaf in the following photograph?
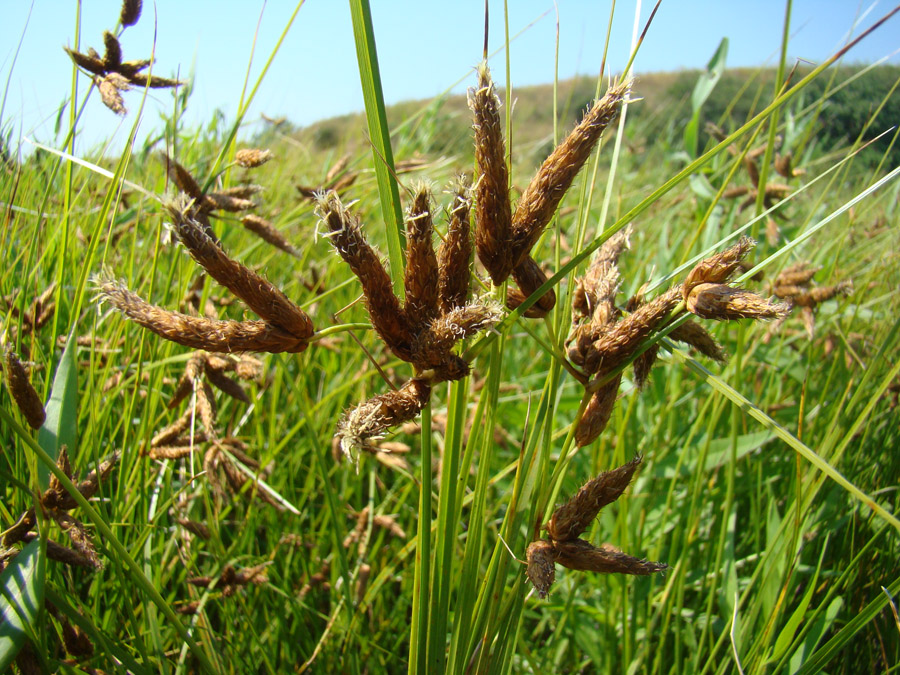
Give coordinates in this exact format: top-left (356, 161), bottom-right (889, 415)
top-left (348, 0), bottom-right (406, 295)
top-left (0, 540), bottom-right (46, 671)
top-left (684, 37), bottom-right (729, 157)
top-left (36, 337), bottom-right (77, 488)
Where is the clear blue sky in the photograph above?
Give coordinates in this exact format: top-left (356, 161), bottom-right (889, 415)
top-left (2, 1), bottom-right (898, 154)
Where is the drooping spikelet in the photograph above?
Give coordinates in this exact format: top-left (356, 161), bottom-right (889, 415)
top-left (317, 191), bottom-right (415, 360)
top-left (580, 286), bottom-right (682, 375)
top-left (96, 279), bottom-right (309, 353)
top-left (404, 185), bottom-right (440, 333)
top-left (3, 348), bottom-right (46, 430)
top-left (546, 456), bottom-right (642, 541)
top-left (553, 540), bottom-right (667, 575)
top-left (234, 148), bottom-right (273, 168)
top-left (574, 377), bottom-right (621, 447)
top-left (573, 225), bottom-right (632, 324)
top-left (525, 539), bottom-right (557, 599)
top-left (510, 78), bottom-right (630, 265)
top-left (669, 319), bottom-right (728, 362)
top-left (683, 237), bottom-right (754, 300)
top-left (469, 63), bottom-right (514, 285)
top-left (686, 283), bottom-right (790, 321)
top-left (165, 198), bottom-right (314, 342)
top-left (437, 176), bottom-right (473, 314)
top-left (506, 257), bottom-right (556, 318)
top-left (96, 74), bottom-right (128, 115)
top-left (240, 214), bottom-right (300, 257)
top-left (120, 0), bottom-right (143, 27)
top-left (336, 378), bottom-right (432, 464)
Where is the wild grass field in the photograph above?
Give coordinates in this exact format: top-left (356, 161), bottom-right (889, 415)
top-left (2, 1), bottom-right (899, 673)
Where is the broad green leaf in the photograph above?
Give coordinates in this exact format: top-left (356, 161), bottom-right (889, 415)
top-left (36, 337), bottom-right (77, 488)
top-left (0, 540), bottom-right (46, 671)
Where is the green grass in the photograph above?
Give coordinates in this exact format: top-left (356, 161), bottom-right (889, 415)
top-left (2, 2), bottom-right (899, 673)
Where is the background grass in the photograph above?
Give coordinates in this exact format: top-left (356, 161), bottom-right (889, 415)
top-left (1, 2), bottom-right (899, 673)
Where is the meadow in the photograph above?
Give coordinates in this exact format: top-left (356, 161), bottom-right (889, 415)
top-left (1, 1), bottom-right (899, 673)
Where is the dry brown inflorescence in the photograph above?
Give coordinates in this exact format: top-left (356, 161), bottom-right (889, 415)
top-left (470, 63), bottom-right (631, 318)
top-left (64, 3), bottom-right (182, 115)
top-left (767, 261), bottom-right (853, 339)
top-left (526, 457), bottom-right (666, 598)
top-left (317, 178), bottom-right (502, 463)
top-left (563, 235), bottom-right (789, 448)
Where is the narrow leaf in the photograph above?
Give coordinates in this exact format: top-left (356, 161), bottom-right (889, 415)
top-left (0, 540), bottom-right (46, 671)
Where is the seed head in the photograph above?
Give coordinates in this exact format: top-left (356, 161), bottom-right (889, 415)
top-left (573, 376), bottom-right (621, 447)
top-left (3, 348), bottom-right (46, 430)
top-left (404, 185), bottom-right (440, 333)
top-left (684, 237), bottom-right (754, 300)
top-left (235, 148), bottom-right (273, 168)
top-left (526, 539), bottom-right (557, 599)
top-left (554, 539), bottom-right (667, 576)
top-left (686, 283), bottom-right (791, 321)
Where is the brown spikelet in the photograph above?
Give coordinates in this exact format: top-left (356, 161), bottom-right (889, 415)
top-left (52, 451), bottom-right (120, 512)
top-left (24, 534), bottom-right (97, 569)
top-left (177, 518), bottom-right (211, 540)
top-left (684, 237), bottom-right (754, 299)
top-left (97, 279), bottom-right (308, 353)
top-left (240, 215), bottom-right (300, 257)
top-left (470, 62), bottom-right (514, 284)
top-left (336, 378), bottom-right (431, 463)
top-left (2, 509), bottom-right (36, 547)
top-left (744, 156), bottom-right (760, 188)
top-left (575, 225), bottom-right (631, 323)
top-left (547, 456), bottom-right (642, 541)
top-left (507, 256), bottom-right (556, 318)
top-left (3, 349), bottom-right (46, 429)
top-left (632, 344), bottom-right (660, 389)
top-left (404, 186), bottom-right (440, 332)
top-left (437, 176), bottom-right (473, 313)
top-left (96, 75), bottom-right (127, 115)
top-left (128, 72), bottom-right (182, 89)
top-left (64, 46), bottom-right (105, 75)
top-left (204, 360), bottom-right (250, 403)
top-left (774, 261), bottom-right (821, 288)
top-left (774, 152), bottom-right (803, 178)
top-left (102, 31), bottom-right (122, 70)
top-left (510, 78), bottom-right (630, 265)
top-left (317, 191), bottom-right (415, 360)
top-left (412, 303), bottom-right (502, 369)
top-left (686, 283), bottom-right (791, 321)
top-left (165, 199), bottom-right (314, 340)
top-left (573, 376), bottom-right (621, 447)
top-left (120, 0), bottom-right (143, 27)
top-left (526, 539), bottom-right (557, 598)
top-left (554, 539), bottom-right (667, 576)
top-left (194, 381), bottom-right (218, 439)
top-left (325, 154), bottom-right (352, 185)
top-left (669, 319), bottom-right (728, 362)
top-left (581, 285), bottom-right (682, 375)
top-left (149, 445), bottom-right (195, 460)
top-left (165, 158), bottom-right (205, 201)
top-left (235, 148), bottom-right (273, 168)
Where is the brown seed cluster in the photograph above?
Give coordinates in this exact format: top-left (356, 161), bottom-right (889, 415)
top-left (1, 448), bottom-right (120, 570)
top-left (296, 153), bottom-right (359, 201)
top-left (470, 62), bottom-right (630, 317)
top-left (526, 457), bottom-right (666, 598)
top-left (566, 236), bottom-right (789, 446)
top-left (721, 138), bottom-right (802, 218)
top-left (317, 181), bottom-right (502, 463)
top-left (1, 283), bottom-right (56, 340)
top-left (64, 3), bottom-right (181, 115)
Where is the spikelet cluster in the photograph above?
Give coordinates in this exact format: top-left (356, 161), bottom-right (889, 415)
top-left (469, 63), bottom-right (630, 317)
top-left (566, 236), bottom-right (789, 446)
top-left (64, 2), bottom-right (181, 115)
top-left (318, 180), bottom-right (502, 464)
top-left (526, 457), bottom-right (666, 598)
